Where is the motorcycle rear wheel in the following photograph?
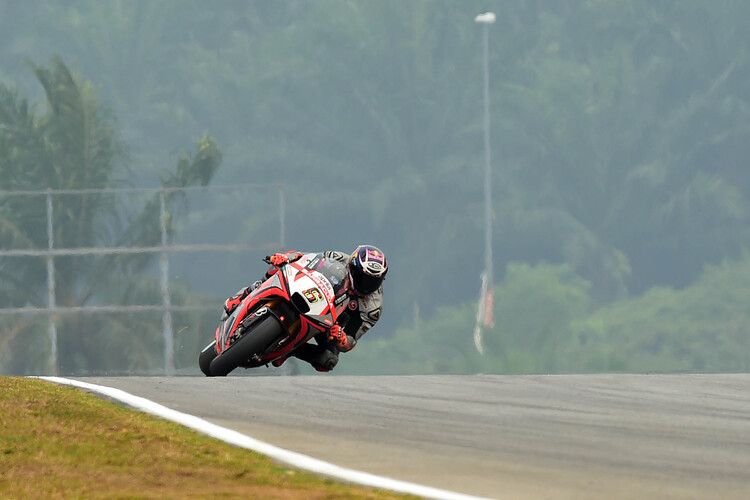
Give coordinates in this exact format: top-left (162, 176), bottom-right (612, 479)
top-left (208, 314), bottom-right (284, 376)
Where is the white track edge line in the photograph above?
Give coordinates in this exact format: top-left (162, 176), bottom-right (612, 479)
top-left (36, 377), bottom-right (497, 500)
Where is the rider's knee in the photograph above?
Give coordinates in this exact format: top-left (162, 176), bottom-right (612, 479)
top-left (314, 349), bottom-right (338, 371)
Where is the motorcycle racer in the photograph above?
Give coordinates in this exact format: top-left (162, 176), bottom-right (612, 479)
top-left (223, 244), bottom-right (387, 372)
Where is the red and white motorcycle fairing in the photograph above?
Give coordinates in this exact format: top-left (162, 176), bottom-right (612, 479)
top-left (199, 253), bottom-right (349, 376)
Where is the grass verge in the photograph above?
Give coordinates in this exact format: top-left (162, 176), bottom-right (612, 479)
top-left (0, 377), bottom-right (416, 500)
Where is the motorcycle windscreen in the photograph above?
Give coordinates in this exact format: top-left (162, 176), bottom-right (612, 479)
top-left (296, 253), bottom-right (348, 294)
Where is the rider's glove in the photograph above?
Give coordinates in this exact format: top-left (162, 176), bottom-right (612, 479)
top-left (327, 324), bottom-right (350, 350)
top-left (268, 253), bottom-right (289, 266)
top-left (267, 252), bottom-right (303, 267)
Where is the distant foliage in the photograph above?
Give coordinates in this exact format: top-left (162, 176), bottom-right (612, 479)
top-left (339, 262), bottom-right (592, 375)
top-left (340, 257), bottom-right (750, 375)
top-left (569, 255), bottom-right (750, 373)
top-left (2, 2), bottom-right (750, 374)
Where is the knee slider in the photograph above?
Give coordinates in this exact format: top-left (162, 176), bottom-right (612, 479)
top-left (317, 350), bottom-right (338, 371)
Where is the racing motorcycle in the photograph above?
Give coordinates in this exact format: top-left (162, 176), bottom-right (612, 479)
top-left (199, 253), bottom-right (350, 376)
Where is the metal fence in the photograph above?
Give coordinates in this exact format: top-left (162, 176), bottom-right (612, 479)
top-left (0, 184), bottom-right (285, 375)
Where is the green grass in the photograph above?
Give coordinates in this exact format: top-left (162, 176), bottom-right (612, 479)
top-left (0, 377), bottom-right (416, 500)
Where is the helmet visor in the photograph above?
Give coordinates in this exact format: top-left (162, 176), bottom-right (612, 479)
top-left (349, 265), bottom-right (383, 295)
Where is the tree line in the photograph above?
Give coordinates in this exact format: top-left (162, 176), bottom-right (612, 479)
top-left (1, 0), bottom-right (749, 374)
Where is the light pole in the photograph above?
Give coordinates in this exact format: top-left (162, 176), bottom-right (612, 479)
top-left (473, 12), bottom-right (496, 355)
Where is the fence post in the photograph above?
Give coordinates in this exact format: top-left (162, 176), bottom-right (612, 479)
top-left (45, 190), bottom-right (58, 375)
top-left (278, 184), bottom-right (286, 248)
top-left (159, 190), bottom-right (175, 375)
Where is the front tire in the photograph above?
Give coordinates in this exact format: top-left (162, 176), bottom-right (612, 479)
top-left (199, 341), bottom-right (218, 376)
top-left (208, 315), bottom-right (284, 376)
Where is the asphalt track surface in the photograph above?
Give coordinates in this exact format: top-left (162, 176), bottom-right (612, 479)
top-left (73, 374), bottom-right (750, 500)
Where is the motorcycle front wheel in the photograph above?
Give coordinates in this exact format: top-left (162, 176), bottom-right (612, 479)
top-left (208, 314), bottom-right (284, 376)
top-left (198, 340), bottom-right (218, 376)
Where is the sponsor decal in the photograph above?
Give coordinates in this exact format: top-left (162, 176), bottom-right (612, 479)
top-left (366, 248), bottom-right (385, 264)
top-left (335, 293), bottom-right (348, 307)
top-left (368, 262), bottom-right (384, 273)
top-left (327, 272), bottom-right (341, 286)
top-left (306, 271), bottom-right (334, 303)
top-left (305, 255), bottom-right (322, 270)
top-left (348, 299), bottom-right (358, 310)
top-left (303, 287), bottom-right (324, 303)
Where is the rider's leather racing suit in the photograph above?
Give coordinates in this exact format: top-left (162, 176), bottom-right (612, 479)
top-left (224, 250), bottom-right (383, 372)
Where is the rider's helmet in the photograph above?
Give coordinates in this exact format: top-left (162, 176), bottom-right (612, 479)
top-left (347, 245), bottom-right (388, 296)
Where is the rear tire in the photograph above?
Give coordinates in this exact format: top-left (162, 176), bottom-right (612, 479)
top-left (208, 315), bottom-right (284, 376)
top-left (199, 341), bottom-right (218, 376)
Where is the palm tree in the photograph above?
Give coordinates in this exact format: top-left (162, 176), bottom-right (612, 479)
top-left (0, 57), bottom-right (222, 374)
